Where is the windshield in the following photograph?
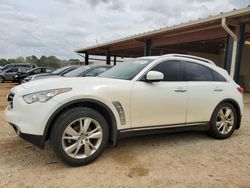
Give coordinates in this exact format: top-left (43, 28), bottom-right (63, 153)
top-left (99, 59), bottom-right (153, 80)
top-left (64, 66), bottom-right (90, 77)
top-left (26, 68), bottom-right (37, 73)
top-left (52, 66), bottom-right (72, 74)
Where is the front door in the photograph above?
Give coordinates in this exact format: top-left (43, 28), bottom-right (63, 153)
top-left (131, 60), bottom-right (187, 128)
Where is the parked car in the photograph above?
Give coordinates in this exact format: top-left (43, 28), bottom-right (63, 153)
top-left (13, 67), bottom-right (55, 84)
top-left (0, 63), bottom-right (37, 72)
top-left (23, 65), bottom-right (80, 83)
top-left (0, 67), bottom-right (29, 83)
top-left (55, 65), bottom-right (112, 78)
top-left (5, 54), bottom-right (244, 166)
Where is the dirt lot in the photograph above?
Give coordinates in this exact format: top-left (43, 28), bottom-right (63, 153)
top-left (0, 83), bottom-right (250, 188)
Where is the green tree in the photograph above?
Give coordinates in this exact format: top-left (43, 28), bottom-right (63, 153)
top-left (0, 59), bottom-right (8, 66)
top-left (15, 57), bottom-right (25, 64)
top-left (0, 55), bottom-right (70, 69)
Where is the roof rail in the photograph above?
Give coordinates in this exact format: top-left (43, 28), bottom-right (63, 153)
top-left (163, 54), bottom-right (215, 65)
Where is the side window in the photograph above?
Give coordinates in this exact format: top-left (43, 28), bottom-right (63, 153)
top-left (33, 69), bottom-right (41, 74)
top-left (6, 68), bottom-right (18, 73)
top-left (46, 69), bottom-right (52, 73)
top-left (184, 61), bottom-right (213, 81)
top-left (151, 60), bottom-right (182, 81)
top-left (212, 70), bottom-right (227, 82)
top-left (85, 68), bottom-right (108, 77)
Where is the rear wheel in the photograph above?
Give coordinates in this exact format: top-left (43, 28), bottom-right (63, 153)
top-left (50, 107), bottom-right (109, 166)
top-left (0, 76), bottom-right (4, 83)
top-left (209, 102), bottom-right (237, 139)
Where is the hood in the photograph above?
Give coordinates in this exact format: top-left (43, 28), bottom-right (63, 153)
top-left (33, 74), bottom-right (61, 81)
top-left (21, 76), bottom-right (130, 90)
top-left (22, 77), bottom-right (76, 89)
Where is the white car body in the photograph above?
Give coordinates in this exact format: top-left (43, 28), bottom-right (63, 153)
top-left (4, 54), bottom-right (244, 165)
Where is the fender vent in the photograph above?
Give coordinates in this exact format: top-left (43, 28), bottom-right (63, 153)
top-left (112, 101), bottom-right (126, 125)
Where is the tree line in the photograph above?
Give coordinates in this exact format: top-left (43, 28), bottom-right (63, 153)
top-left (0, 55), bottom-right (80, 68)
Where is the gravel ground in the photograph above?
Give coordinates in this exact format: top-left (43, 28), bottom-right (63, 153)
top-left (0, 83), bottom-right (250, 188)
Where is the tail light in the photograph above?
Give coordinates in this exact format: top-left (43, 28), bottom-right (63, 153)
top-left (237, 87), bottom-right (244, 94)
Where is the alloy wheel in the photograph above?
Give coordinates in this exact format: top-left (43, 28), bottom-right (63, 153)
top-left (62, 117), bottom-right (103, 159)
top-left (216, 107), bottom-right (234, 134)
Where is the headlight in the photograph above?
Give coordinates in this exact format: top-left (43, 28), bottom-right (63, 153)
top-left (23, 88), bottom-right (72, 104)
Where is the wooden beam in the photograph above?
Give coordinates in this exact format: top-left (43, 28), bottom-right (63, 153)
top-left (144, 39), bottom-right (152, 56)
top-left (85, 52), bottom-right (89, 65)
top-left (106, 50), bottom-right (111, 65)
top-left (114, 56), bottom-right (117, 65)
top-left (152, 27), bottom-right (226, 47)
top-left (109, 41), bottom-right (144, 51)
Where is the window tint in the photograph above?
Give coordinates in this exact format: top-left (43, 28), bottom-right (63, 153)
top-left (212, 70), bottom-right (226, 82)
top-left (151, 60), bottom-right (182, 81)
top-left (32, 69), bottom-right (41, 74)
top-left (99, 59), bottom-right (153, 80)
top-left (53, 66), bottom-right (72, 74)
top-left (64, 66), bottom-right (90, 77)
top-left (6, 68), bottom-right (18, 73)
top-left (85, 68), bottom-right (108, 77)
top-left (45, 68), bottom-right (53, 73)
top-left (184, 61), bottom-right (213, 81)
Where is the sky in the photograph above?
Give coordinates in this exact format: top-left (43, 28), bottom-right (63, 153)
top-left (0, 0), bottom-right (250, 60)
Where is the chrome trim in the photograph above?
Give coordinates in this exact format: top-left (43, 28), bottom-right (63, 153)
top-left (119, 122), bottom-right (208, 132)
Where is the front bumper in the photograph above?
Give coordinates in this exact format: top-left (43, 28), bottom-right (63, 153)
top-left (10, 123), bottom-right (44, 148)
top-left (4, 94), bottom-right (62, 149)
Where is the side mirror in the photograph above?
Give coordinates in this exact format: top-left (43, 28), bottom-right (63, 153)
top-left (146, 71), bottom-right (164, 82)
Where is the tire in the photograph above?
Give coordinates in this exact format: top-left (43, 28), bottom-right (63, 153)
top-left (0, 76), bottom-right (5, 83)
top-left (209, 102), bottom-right (237, 139)
top-left (50, 107), bottom-right (109, 166)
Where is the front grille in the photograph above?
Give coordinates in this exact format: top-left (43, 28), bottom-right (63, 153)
top-left (7, 92), bottom-right (15, 108)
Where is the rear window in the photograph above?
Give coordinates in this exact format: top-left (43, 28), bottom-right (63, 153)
top-left (212, 70), bottom-right (227, 82)
top-left (184, 61), bottom-right (213, 81)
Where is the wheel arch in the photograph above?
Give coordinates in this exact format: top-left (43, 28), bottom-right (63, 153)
top-left (211, 98), bottom-right (242, 129)
top-left (40, 99), bottom-right (118, 149)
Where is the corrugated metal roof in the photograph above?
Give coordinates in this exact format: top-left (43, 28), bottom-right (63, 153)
top-left (76, 6), bottom-right (250, 53)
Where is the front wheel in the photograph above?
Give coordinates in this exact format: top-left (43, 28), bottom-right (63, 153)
top-left (50, 107), bottom-right (109, 166)
top-left (209, 102), bottom-right (237, 139)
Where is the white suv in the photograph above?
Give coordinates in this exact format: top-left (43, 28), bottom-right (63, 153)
top-left (5, 54), bottom-right (244, 166)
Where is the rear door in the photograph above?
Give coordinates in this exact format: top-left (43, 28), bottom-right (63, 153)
top-left (183, 61), bottom-right (227, 123)
top-left (131, 60), bottom-right (187, 128)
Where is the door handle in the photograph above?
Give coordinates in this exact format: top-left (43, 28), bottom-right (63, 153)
top-left (174, 89), bottom-right (187, 92)
top-left (214, 88), bottom-right (223, 92)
